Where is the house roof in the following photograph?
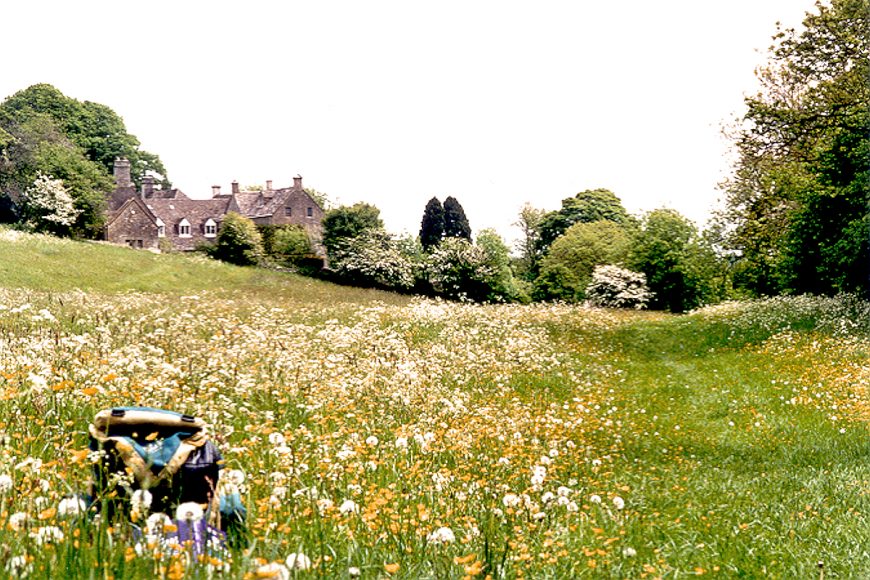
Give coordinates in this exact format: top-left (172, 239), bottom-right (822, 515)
top-left (105, 196), bottom-right (159, 228)
top-left (144, 197), bottom-right (232, 226)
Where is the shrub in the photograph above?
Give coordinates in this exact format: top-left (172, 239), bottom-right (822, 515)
top-left (331, 230), bottom-right (416, 290)
top-left (585, 265), bottom-right (652, 309)
top-left (212, 212), bottom-right (263, 266)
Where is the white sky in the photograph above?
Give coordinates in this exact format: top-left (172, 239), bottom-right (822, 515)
top-left (3, 0), bottom-right (815, 245)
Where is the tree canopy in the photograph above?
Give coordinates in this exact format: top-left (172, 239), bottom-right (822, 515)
top-left (719, 0), bottom-right (869, 297)
top-left (419, 197), bottom-right (445, 251)
top-left (537, 188), bottom-right (632, 252)
top-left (443, 196), bottom-right (472, 242)
top-left (0, 84), bottom-right (168, 237)
top-left (321, 202), bottom-right (384, 261)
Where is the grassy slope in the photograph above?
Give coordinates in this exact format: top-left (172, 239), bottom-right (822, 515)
top-left (0, 228), bottom-right (408, 305)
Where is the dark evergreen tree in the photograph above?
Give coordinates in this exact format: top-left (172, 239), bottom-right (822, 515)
top-left (443, 196), bottom-right (472, 242)
top-left (420, 197), bottom-right (445, 251)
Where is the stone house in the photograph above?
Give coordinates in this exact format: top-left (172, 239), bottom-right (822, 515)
top-left (104, 158), bottom-right (324, 253)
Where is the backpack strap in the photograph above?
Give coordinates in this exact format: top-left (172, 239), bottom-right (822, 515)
top-left (90, 408), bottom-right (210, 484)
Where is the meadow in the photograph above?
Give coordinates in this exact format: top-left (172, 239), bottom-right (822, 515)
top-left (0, 228), bottom-right (867, 578)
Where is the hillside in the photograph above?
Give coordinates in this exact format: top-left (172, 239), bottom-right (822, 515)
top-left (0, 228), bottom-right (867, 578)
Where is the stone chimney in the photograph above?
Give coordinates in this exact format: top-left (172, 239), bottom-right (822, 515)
top-left (293, 175), bottom-right (302, 190)
top-left (212, 185), bottom-right (221, 196)
top-left (266, 180), bottom-right (273, 191)
top-left (113, 157), bottom-right (132, 188)
top-left (142, 175), bottom-right (154, 198)
top-left (231, 180), bottom-right (240, 194)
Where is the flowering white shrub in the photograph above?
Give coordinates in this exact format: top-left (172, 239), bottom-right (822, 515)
top-left (426, 237), bottom-right (499, 302)
top-left (22, 173), bottom-right (80, 233)
top-left (331, 230), bottom-right (417, 289)
top-left (585, 265), bottom-right (652, 309)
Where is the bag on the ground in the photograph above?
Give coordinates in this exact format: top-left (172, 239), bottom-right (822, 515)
top-left (88, 406), bottom-right (248, 547)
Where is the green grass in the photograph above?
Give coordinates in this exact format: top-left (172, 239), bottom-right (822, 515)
top-left (0, 228), bottom-right (867, 578)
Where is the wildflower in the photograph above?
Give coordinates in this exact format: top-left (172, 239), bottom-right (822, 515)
top-left (0, 474), bottom-right (12, 493)
top-left (316, 498), bottom-right (334, 514)
top-left (349, 566), bottom-right (361, 578)
top-left (623, 546), bottom-right (637, 557)
top-left (131, 489), bottom-right (152, 513)
top-left (365, 435), bottom-right (379, 447)
top-left (225, 469), bottom-right (246, 486)
top-left (268, 432), bottom-right (286, 446)
top-left (175, 502), bottom-right (204, 522)
top-left (590, 494), bottom-right (602, 504)
top-left (4, 555), bottom-right (31, 578)
top-left (541, 491), bottom-right (556, 504)
top-left (502, 493), bottom-right (521, 508)
top-left (557, 486), bottom-right (572, 497)
top-left (146, 512), bottom-right (172, 534)
top-left (8, 512), bottom-right (29, 531)
top-left (31, 526), bottom-right (64, 545)
top-left (285, 552), bottom-right (312, 570)
top-left (339, 499), bottom-right (359, 515)
top-left (58, 496), bottom-right (86, 517)
top-left (394, 436), bottom-right (408, 449)
top-left (612, 496), bottom-right (625, 510)
top-left (256, 562), bottom-right (290, 579)
top-left (427, 526), bottom-right (456, 545)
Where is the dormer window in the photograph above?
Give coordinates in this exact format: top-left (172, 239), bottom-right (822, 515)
top-left (204, 218), bottom-right (217, 237)
top-left (156, 218), bottom-right (165, 238)
top-left (178, 218), bottom-right (191, 237)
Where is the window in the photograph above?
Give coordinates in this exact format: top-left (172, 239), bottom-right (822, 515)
top-left (179, 218), bottom-right (191, 237)
top-left (306, 207), bottom-right (313, 217)
top-left (204, 218), bottom-right (217, 237)
top-left (285, 206), bottom-right (293, 216)
top-left (156, 218), bottom-right (165, 238)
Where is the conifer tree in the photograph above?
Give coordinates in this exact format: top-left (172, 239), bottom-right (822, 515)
top-left (443, 196), bottom-right (472, 242)
top-left (420, 197), bottom-right (445, 251)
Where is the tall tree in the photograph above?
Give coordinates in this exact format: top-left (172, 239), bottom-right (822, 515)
top-left (419, 196), bottom-right (445, 251)
top-left (720, 0), bottom-right (869, 297)
top-left (537, 188), bottom-right (632, 252)
top-left (443, 196), bottom-right (472, 242)
top-left (0, 84), bottom-right (168, 237)
top-left (513, 203), bottom-right (546, 280)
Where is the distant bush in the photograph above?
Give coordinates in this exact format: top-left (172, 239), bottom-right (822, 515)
top-left (331, 230), bottom-right (417, 290)
top-left (585, 265), bottom-right (652, 309)
top-left (212, 212), bottom-right (263, 266)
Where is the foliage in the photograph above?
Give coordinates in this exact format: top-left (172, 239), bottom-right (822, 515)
top-left (719, 0), bottom-right (869, 297)
top-left (537, 188), bottom-right (632, 252)
top-left (269, 226), bottom-right (314, 269)
top-left (475, 229), bottom-right (527, 302)
top-left (425, 236), bottom-right (521, 302)
top-left (443, 196), bottom-right (472, 242)
top-left (628, 209), bottom-right (720, 312)
top-left (0, 84), bottom-right (168, 186)
top-left (322, 203), bottom-right (384, 260)
top-left (20, 172), bottom-right (80, 235)
top-left (419, 197), bottom-right (445, 251)
top-left (303, 187), bottom-right (330, 210)
top-left (513, 203), bottom-right (546, 281)
top-left (585, 265), bottom-right (652, 309)
top-left (0, 84), bottom-right (165, 237)
top-left (331, 229), bottom-right (417, 290)
top-left (535, 220), bottom-right (630, 302)
top-left (212, 212), bottom-right (263, 266)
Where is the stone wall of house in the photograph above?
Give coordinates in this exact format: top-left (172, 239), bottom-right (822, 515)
top-left (261, 189), bottom-right (325, 240)
top-left (106, 203), bottom-right (159, 249)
